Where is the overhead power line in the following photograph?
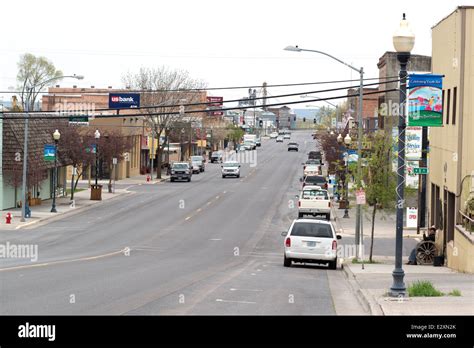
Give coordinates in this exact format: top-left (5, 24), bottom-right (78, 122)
top-left (0, 89), bottom-right (398, 120)
top-left (0, 76), bottom-right (399, 94)
top-left (2, 79), bottom-right (400, 115)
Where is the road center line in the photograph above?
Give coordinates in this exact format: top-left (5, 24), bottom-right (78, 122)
top-left (216, 299), bottom-right (257, 304)
top-left (229, 288), bottom-right (263, 292)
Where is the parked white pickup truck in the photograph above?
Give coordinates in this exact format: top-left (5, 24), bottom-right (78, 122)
top-left (297, 188), bottom-right (331, 220)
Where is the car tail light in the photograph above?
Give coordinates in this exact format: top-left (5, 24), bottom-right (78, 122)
top-left (298, 200), bottom-right (301, 207)
top-left (328, 201), bottom-right (331, 207)
top-left (332, 240), bottom-right (337, 250)
top-left (285, 237), bottom-right (291, 247)
top-left (304, 165), bottom-right (306, 170)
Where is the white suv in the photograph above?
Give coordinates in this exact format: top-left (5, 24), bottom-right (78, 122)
top-left (221, 161), bottom-right (240, 178)
top-left (282, 219), bottom-right (341, 269)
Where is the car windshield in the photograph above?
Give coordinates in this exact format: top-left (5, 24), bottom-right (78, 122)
top-left (305, 176), bottom-right (326, 184)
top-left (223, 162), bottom-right (239, 167)
top-left (212, 152), bottom-right (220, 156)
top-left (191, 156), bottom-right (203, 161)
top-left (302, 190), bottom-right (328, 200)
top-left (172, 163), bottom-right (188, 169)
top-left (290, 222), bottom-right (333, 238)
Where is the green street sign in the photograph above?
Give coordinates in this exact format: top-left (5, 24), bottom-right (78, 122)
top-left (413, 167), bottom-right (429, 175)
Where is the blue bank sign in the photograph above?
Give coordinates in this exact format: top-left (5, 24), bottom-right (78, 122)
top-left (109, 93), bottom-right (140, 109)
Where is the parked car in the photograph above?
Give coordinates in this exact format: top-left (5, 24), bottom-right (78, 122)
top-left (302, 175), bottom-right (328, 190)
top-left (282, 219), bottom-right (341, 269)
top-left (283, 133), bottom-right (291, 139)
top-left (276, 136), bottom-right (284, 142)
top-left (304, 159), bottom-right (322, 166)
top-left (270, 132), bottom-right (279, 139)
top-left (191, 155), bottom-right (205, 173)
top-left (241, 141), bottom-right (254, 151)
top-left (287, 142), bottom-right (299, 152)
top-left (255, 138), bottom-right (262, 147)
top-left (221, 160), bottom-right (241, 178)
top-left (297, 187), bottom-right (331, 220)
top-left (308, 151), bottom-right (322, 160)
top-left (210, 151), bottom-right (223, 163)
top-left (170, 162), bottom-right (192, 182)
top-left (303, 165), bottom-right (320, 177)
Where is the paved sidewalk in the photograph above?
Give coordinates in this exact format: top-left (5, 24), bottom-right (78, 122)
top-left (332, 199), bottom-right (474, 315)
top-left (0, 173), bottom-right (169, 231)
top-left (343, 263), bottom-right (474, 315)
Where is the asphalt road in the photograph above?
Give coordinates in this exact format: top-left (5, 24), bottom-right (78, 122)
top-left (1, 130), bottom-right (371, 315)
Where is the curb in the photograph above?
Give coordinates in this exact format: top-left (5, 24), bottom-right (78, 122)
top-left (13, 190), bottom-right (133, 230)
top-left (341, 263), bottom-right (384, 315)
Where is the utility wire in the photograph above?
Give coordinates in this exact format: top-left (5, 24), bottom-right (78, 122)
top-left (0, 76), bottom-right (399, 94)
top-left (2, 79), bottom-right (400, 115)
top-left (0, 89), bottom-right (398, 120)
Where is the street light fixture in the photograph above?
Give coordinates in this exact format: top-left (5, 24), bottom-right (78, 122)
top-left (390, 13), bottom-right (415, 298)
top-left (20, 74), bottom-right (84, 222)
top-left (50, 129), bottom-right (60, 213)
top-left (286, 45), bottom-right (364, 256)
top-left (94, 129), bottom-right (100, 186)
top-left (338, 133), bottom-right (351, 218)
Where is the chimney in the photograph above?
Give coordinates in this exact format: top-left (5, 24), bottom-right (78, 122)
top-left (73, 85), bottom-right (77, 88)
top-left (91, 85), bottom-right (95, 89)
top-left (108, 86), bottom-right (112, 89)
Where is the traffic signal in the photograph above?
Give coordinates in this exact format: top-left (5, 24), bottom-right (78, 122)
top-left (259, 119), bottom-right (263, 127)
top-left (313, 118), bottom-right (316, 124)
top-left (303, 117), bottom-right (306, 122)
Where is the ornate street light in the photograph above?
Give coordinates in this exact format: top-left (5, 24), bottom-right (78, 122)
top-left (94, 129), bottom-right (101, 186)
top-left (390, 13), bottom-right (415, 298)
top-left (50, 129), bottom-right (61, 213)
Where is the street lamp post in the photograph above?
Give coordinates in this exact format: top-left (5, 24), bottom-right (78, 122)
top-left (180, 128), bottom-right (185, 161)
top-left (390, 13), bottom-right (415, 297)
top-left (338, 133), bottom-right (352, 218)
top-left (285, 45), bottom-right (364, 256)
top-left (50, 129), bottom-right (61, 213)
top-left (94, 129), bottom-right (100, 186)
top-left (166, 127), bottom-right (170, 166)
top-left (20, 74), bottom-right (84, 222)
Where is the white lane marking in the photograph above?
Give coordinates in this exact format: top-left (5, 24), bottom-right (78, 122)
top-left (209, 238), bottom-right (222, 241)
top-left (257, 269), bottom-right (262, 272)
top-left (216, 299), bottom-right (256, 304)
top-left (223, 191), bottom-right (227, 194)
top-left (197, 208), bottom-right (202, 212)
top-left (215, 195), bottom-right (220, 199)
top-left (230, 288), bottom-right (263, 292)
top-left (251, 273), bottom-right (256, 276)
top-left (185, 216), bottom-right (191, 221)
top-left (207, 202), bottom-right (212, 205)
top-left (0, 248), bottom-right (126, 272)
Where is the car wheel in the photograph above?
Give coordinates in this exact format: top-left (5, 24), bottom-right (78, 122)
top-left (298, 212), bottom-right (303, 218)
top-left (170, 178), bottom-right (174, 182)
top-left (188, 178), bottom-right (191, 182)
top-left (283, 255), bottom-right (292, 267)
top-left (236, 174), bottom-right (240, 178)
top-left (328, 259), bottom-right (337, 270)
top-left (222, 175), bottom-right (226, 178)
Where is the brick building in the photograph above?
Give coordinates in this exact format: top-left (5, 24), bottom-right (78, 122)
top-left (346, 87), bottom-right (379, 132)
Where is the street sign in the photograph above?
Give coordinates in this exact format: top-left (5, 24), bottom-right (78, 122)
top-left (68, 115), bottom-right (89, 125)
top-left (355, 189), bottom-right (366, 205)
top-left (413, 167), bottom-right (428, 175)
top-left (113, 158), bottom-right (118, 165)
top-left (406, 207), bottom-right (418, 228)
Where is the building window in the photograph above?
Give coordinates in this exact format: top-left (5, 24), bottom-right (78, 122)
top-left (442, 89), bottom-right (445, 123)
top-left (446, 89), bottom-right (451, 125)
top-left (452, 87), bottom-right (457, 125)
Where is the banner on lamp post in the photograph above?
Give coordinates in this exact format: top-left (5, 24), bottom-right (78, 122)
top-left (408, 74), bottom-right (443, 127)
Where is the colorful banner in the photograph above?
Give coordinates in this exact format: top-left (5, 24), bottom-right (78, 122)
top-left (408, 74), bottom-right (443, 127)
top-left (406, 126), bottom-right (422, 160)
top-left (44, 144), bottom-right (56, 161)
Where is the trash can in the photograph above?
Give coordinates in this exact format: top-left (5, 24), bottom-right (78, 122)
top-left (433, 255), bottom-right (444, 267)
top-left (90, 184), bottom-right (103, 201)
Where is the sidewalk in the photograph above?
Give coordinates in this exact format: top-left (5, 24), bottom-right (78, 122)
top-left (333, 199), bottom-right (474, 315)
top-left (0, 173), bottom-right (169, 231)
top-left (343, 262), bottom-right (474, 315)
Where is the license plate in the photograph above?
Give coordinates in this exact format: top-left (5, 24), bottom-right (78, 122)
top-left (306, 241), bottom-right (316, 247)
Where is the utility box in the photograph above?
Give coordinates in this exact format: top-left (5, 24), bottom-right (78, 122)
top-left (90, 184), bottom-right (102, 201)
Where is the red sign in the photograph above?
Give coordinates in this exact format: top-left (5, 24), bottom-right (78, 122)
top-left (207, 96), bottom-right (224, 116)
top-left (355, 189), bottom-right (366, 205)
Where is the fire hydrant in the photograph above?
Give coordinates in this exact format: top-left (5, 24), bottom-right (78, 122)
top-left (6, 212), bottom-right (12, 224)
top-left (146, 175), bottom-right (151, 182)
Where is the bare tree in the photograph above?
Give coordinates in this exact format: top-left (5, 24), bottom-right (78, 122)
top-left (122, 66), bottom-right (207, 178)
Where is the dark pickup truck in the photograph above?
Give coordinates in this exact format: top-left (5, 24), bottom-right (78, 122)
top-left (308, 151), bottom-right (322, 160)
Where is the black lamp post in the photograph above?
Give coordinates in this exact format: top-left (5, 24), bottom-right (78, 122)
top-left (94, 129), bottom-right (100, 186)
top-left (338, 133), bottom-right (352, 218)
top-left (390, 13), bottom-right (415, 297)
top-left (180, 128), bottom-right (185, 161)
top-left (51, 129), bottom-right (60, 213)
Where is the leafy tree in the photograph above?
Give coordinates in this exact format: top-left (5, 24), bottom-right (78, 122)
top-left (17, 53), bottom-right (62, 111)
top-left (363, 131), bottom-right (396, 262)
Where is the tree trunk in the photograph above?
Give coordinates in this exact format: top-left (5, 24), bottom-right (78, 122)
top-left (70, 172), bottom-right (75, 201)
top-left (369, 203), bottom-right (377, 263)
top-left (108, 164), bottom-right (113, 193)
top-left (156, 147), bottom-right (162, 179)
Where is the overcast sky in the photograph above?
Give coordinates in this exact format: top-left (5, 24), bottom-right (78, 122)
top-left (0, 0), bottom-right (471, 108)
